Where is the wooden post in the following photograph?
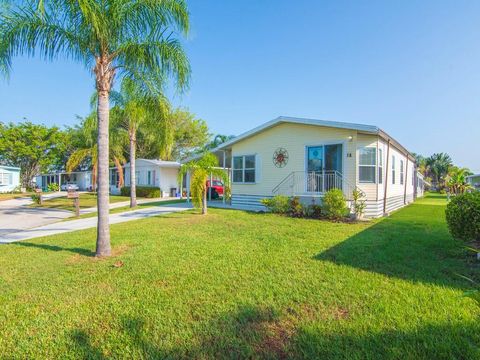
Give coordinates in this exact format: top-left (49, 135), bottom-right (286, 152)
top-left (68, 190), bottom-right (80, 216)
top-left (74, 197), bottom-right (80, 217)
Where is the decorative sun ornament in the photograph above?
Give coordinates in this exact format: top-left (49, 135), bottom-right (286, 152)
top-left (273, 148), bottom-right (289, 168)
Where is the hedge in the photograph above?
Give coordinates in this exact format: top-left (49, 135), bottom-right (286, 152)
top-left (120, 186), bottom-right (161, 198)
top-left (445, 192), bottom-right (480, 242)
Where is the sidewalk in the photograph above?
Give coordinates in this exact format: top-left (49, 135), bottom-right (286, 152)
top-left (0, 203), bottom-right (192, 244)
top-left (78, 197), bottom-right (179, 214)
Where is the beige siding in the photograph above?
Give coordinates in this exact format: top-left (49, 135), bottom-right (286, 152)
top-left (231, 122), bottom-right (357, 196)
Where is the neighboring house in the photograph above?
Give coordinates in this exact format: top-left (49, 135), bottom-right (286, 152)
top-left (467, 174), bottom-right (480, 190)
top-left (209, 116), bottom-right (425, 218)
top-left (35, 171), bottom-right (92, 191)
top-left (110, 159), bottom-right (181, 197)
top-left (0, 165), bottom-right (21, 193)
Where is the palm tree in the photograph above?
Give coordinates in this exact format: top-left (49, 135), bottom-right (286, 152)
top-left (111, 78), bottom-right (169, 208)
top-left (205, 134), bottom-right (235, 150)
top-left (425, 153), bottom-right (453, 190)
top-left (66, 113), bottom-right (126, 191)
top-left (179, 153), bottom-right (227, 215)
top-left (446, 166), bottom-right (473, 195)
top-left (0, 0), bottom-right (190, 256)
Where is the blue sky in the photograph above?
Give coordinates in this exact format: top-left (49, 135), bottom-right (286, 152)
top-left (1, 0), bottom-right (480, 172)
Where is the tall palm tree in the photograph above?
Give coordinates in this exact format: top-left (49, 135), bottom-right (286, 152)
top-left (0, 0), bottom-right (190, 256)
top-left (111, 78), bottom-right (169, 208)
top-left (425, 153), bottom-right (453, 189)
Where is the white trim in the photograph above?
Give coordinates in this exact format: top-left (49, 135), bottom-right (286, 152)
top-left (232, 153), bottom-right (258, 184)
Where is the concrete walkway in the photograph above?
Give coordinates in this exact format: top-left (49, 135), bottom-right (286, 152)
top-left (78, 197), bottom-right (179, 215)
top-left (0, 203), bottom-right (192, 244)
top-left (0, 192), bottom-right (74, 236)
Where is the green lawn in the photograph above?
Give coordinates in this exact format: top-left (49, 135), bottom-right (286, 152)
top-left (66, 198), bottom-right (187, 220)
top-left (0, 192), bottom-right (33, 201)
top-left (31, 192), bottom-right (131, 211)
top-left (1, 194), bottom-right (479, 358)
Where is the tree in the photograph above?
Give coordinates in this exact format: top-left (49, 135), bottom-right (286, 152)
top-left (179, 153), bottom-right (227, 215)
top-left (136, 107), bottom-right (209, 161)
top-left (446, 166), bottom-right (473, 195)
top-left (110, 78), bottom-right (155, 208)
top-left (66, 113), bottom-right (126, 191)
top-left (0, 122), bottom-right (67, 188)
top-left (0, 0), bottom-right (190, 256)
top-left (205, 134), bottom-right (235, 150)
top-left (425, 153), bottom-right (453, 189)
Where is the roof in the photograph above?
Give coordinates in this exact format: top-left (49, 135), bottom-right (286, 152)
top-left (466, 174), bottom-right (480, 179)
top-left (126, 159), bottom-right (181, 168)
top-left (0, 165), bottom-right (20, 171)
top-left (212, 116), bottom-right (415, 161)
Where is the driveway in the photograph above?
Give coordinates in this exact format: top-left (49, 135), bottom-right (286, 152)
top-left (0, 192), bottom-right (73, 236)
top-left (0, 203), bottom-right (192, 243)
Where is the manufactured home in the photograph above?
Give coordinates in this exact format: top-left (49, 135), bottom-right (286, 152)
top-left (210, 116), bottom-right (425, 218)
top-left (467, 174), bottom-right (480, 190)
top-left (110, 159), bottom-right (181, 197)
top-left (0, 165), bottom-right (21, 193)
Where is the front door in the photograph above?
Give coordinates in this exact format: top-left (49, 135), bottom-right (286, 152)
top-left (306, 144), bottom-right (343, 192)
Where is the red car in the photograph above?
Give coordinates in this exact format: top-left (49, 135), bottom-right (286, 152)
top-left (206, 179), bottom-right (224, 196)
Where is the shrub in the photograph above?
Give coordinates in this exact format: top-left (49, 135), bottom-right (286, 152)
top-left (307, 204), bottom-right (323, 219)
top-left (351, 189), bottom-right (366, 219)
top-left (322, 188), bottom-right (348, 220)
top-left (31, 194), bottom-right (42, 205)
top-left (261, 195), bottom-right (290, 214)
top-left (47, 183), bottom-right (59, 192)
top-left (445, 192), bottom-right (480, 242)
top-left (288, 196), bottom-right (305, 217)
top-left (120, 186), bottom-right (161, 198)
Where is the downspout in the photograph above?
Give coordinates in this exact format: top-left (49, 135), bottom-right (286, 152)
top-left (403, 157), bottom-right (409, 205)
top-left (383, 139), bottom-right (391, 215)
top-left (223, 150), bottom-right (226, 205)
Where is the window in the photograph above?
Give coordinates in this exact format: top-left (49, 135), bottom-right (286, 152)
top-left (400, 160), bottom-right (404, 185)
top-left (233, 155), bottom-right (256, 183)
top-left (378, 148), bottom-right (383, 184)
top-left (359, 147), bottom-right (376, 183)
top-left (391, 155), bottom-right (396, 184)
top-left (147, 170), bottom-right (152, 186)
top-left (0, 172), bottom-right (12, 185)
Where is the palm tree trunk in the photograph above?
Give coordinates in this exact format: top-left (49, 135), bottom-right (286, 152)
top-left (202, 186), bottom-right (207, 215)
top-left (96, 90), bottom-right (111, 257)
top-left (129, 129), bottom-right (137, 208)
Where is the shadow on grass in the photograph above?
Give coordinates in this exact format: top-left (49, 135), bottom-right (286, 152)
top-left (315, 202), bottom-right (477, 290)
top-left (69, 305), bottom-right (480, 359)
top-left (12, 242), bottom-right (95, 257)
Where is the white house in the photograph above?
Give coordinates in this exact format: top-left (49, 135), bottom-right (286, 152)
top-left (209, 116), bottom-right (425, 218)
top-left (35, 171), bottom-right (92, 191)
top-left (0, 165), bottom-right (21, 193)
top-left (467, 174), bottom-right (480, 190)
top-left (110, 159), bottom-right (181, 197)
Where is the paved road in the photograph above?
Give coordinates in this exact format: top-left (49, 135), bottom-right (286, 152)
top-left (0, 192), bottom-right (73, 236)
top-left (0, 203), bottom-right (192, 243)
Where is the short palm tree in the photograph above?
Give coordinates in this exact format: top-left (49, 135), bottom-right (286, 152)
top-left (67, 113), bottom-right (126, 191)
top-left (0, 0), bottom-right (190, 256)
top-left (179, 153), bottom-right (227, 215)
top-left (446, 167), bottom-right (473, 195)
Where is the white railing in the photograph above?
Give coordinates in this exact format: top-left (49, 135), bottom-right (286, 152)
top-left (272, 171), bottom-right (365, 200)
